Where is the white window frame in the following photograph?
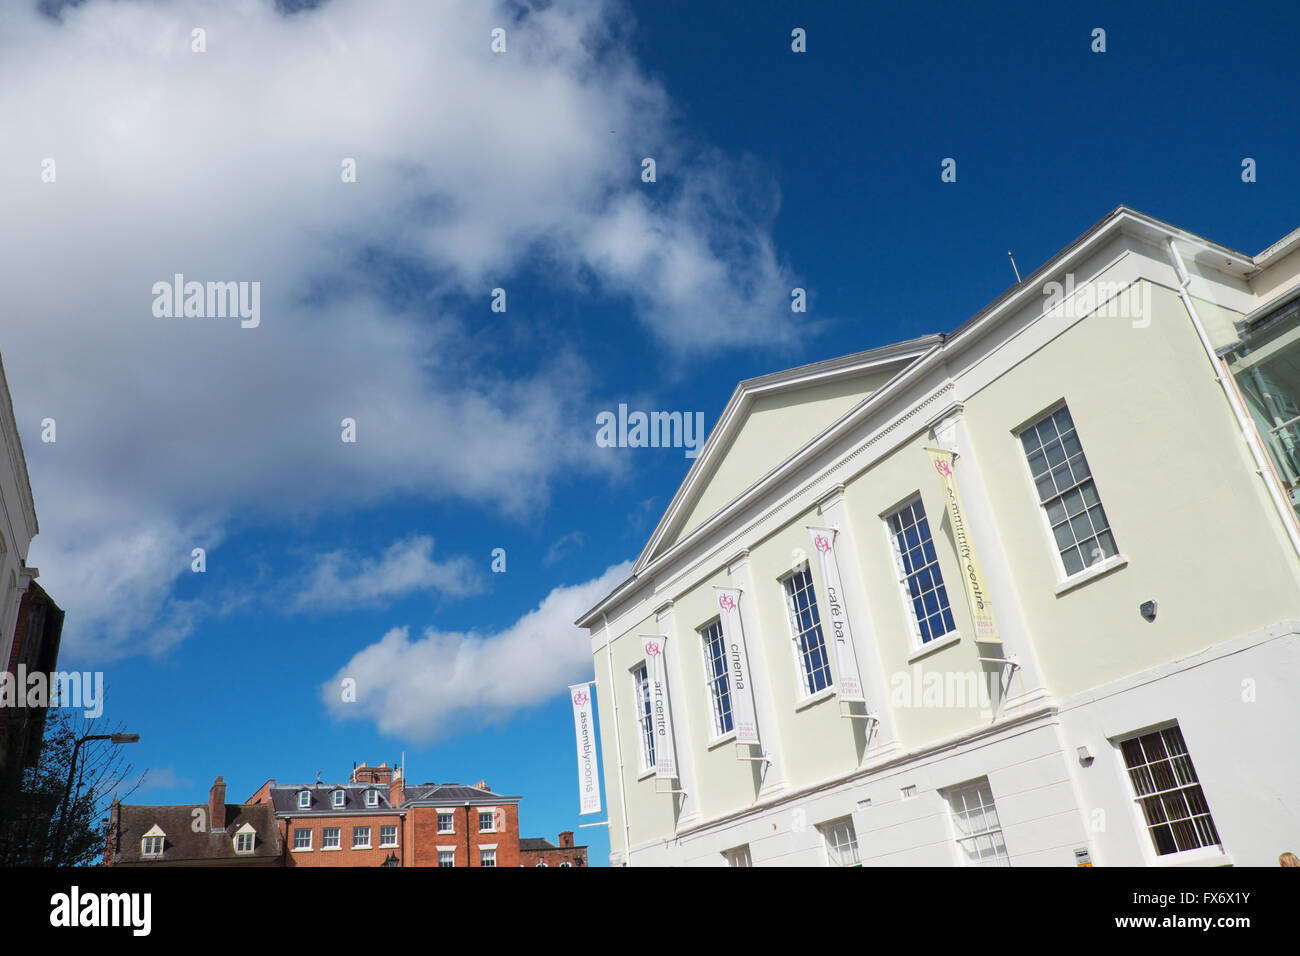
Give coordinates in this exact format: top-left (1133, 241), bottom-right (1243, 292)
top-left (365, 789), bottom-right (379, 808)
top-left (818, 816), bottom-right (860, 867)
top-left (478, 807), bottom-right (497, 833)
top-left (436, 809), bottom-right (455, 834)
top-left (884, 495), bottom-right (959, 651)
top-left (321, 826), bottom-right (342, 850)
top-left (780, 562), bottom-right (835, 699)
top-left (943, 778), bottom-right (1010, 867)
top-left (722, 844), bottom-right (752, 867)
top-left (437, 847), bottom-right (456, 868)
top-left (352, 825), bottom-right (371, 849)
top-left (479, 846), bottom-right (497, 867)
top-left (141, 825), bottom-right (165, 859)
top-left (1014, 402), bottom-right (1121, 584)
top-left (293, 828), bottom-right (312, 851)
top-left (331, 789), bottom-right (345, 809)
top-left (632, 662), bottom-right (656, 775)
top-left (699, 617), bottom-right (735, 741)
top-left (1115, 722), bottom-right (1224, 863)
top-left (233, 823), bottom-right (256, 855)
top-left (297, 790), bottom-right (310, 809)
top-left (379, 824), bottom-right (398, 848)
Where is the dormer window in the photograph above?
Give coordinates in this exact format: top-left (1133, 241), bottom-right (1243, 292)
top-left (141, 824), bottom-right (165, 858)
top-left (331, 789), bottom-right (345, 809)
top-left (234, 823), bottom-right (256, 855)
top-left (365, 789), bottom-right (378, 808)
top-left (297, 790), bottom-right (310, 809)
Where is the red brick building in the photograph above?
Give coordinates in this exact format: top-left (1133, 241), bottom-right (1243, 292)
top-left (110, 761), bottom-right (580, 867)
top-left (250, 761), bottom-right (524, 867)
top-left (520, 831), bottom-right (588, 867)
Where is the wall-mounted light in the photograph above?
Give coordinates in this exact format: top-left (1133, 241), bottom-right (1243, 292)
top-left (1077, 745), bottom-right (1094, 766)
top-left (1140, 600), bottom-right (1157, 622)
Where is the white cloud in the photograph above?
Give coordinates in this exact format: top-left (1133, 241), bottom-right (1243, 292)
top-left (292, 535), bottom-right (479, 610)
top-left (1, 0), bottom-right (795, 660)
top-left (322, 561), bottom-right (631, 741)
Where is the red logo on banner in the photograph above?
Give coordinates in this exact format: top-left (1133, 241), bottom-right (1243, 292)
top-left (718, 594), bottom-right (736, 612)
top-left (572, 691), bottom-right (588, 706)
top-left (645, 642), bottom-right (661, 656)
top-left (814, 534), bottom-right (832, 553)
top-left (934, 456), bottom-right (952, 477)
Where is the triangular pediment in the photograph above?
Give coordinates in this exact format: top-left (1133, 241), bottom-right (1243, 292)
top-left (636, 337), bottom-right (941, 572)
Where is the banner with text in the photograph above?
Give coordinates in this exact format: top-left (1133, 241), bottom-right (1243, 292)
top-left (807, 526), bottom-right (867, 702)
top-left (925, 447), bottom-right (999, 641)
top-left (713, 587), bottom-right (761, 745)
top-left (640, 635), bottom-right (678, 779)
top-left (568, 682), bottom-right (602, 814)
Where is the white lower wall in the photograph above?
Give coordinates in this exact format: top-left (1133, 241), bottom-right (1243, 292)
top-left (621, 623), bottom-right (1300, 867)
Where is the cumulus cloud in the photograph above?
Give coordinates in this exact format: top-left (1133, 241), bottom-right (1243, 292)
top-left (1, 0), bottom-right (795, 660)
top-left (322, 561), bottom-right (631, 742)
top-left (292, 535), bottom-right (479, 610)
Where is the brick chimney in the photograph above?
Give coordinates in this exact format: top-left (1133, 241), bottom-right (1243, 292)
top-left (474, 779), bottom-right (491, 792)
top-left (559, 830), bottom-right (574, 848)
top-left (209, 776), bottom-right (227, 831)
top-left (353, 761), bottom-right (394, 785)
top-left (389, 766), bottom-right (404, 808)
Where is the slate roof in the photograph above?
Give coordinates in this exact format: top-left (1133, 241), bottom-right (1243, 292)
top-left (520, 837), bottom-right (556, 851)
top-left (402, 783), bottom-right (519, 805)
top-left (110, 802), bottom-right (280, 864)
top-left (264, 781), bottom-right (519, 812)
top-left (266, 782), bottom-right (399, 814)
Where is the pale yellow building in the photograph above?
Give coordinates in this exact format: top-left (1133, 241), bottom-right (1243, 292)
top-left (578, 207), bottom-right (1300, 867)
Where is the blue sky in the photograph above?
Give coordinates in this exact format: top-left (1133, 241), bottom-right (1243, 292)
top-left (5, 0), bottom-right (1299, 866)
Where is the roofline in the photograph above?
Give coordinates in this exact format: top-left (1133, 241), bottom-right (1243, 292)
top-left (576, 204), bottom-right (1263, 631)
top-left (624, 335), bottom-right (942, 574)
top-left (1253, 223), bottom-right (1300, 267)
top-left (0, 353), bottom-right (37, 538)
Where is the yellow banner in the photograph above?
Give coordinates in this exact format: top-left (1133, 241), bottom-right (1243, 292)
top-left (925, 448), bottom-right (998, 642)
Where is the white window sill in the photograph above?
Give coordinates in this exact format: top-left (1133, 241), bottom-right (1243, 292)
top-left (291, 847), bottom-right (312, 853)
top-left (353, 845), bottom-right (371, 850)
top-left (636, 768), bottom-right (655, 782)
top-left (1152, 845), bottom-right (1232, 868)
top-left (707, 731), bottom-right (737, 752)
top-left (1054, 554), bottom-right (1128, 596)
top-left (908, 630), bottom-right (961, 663)
top-left (437, 830), bottom-right (454, 836)
top-left (794, 686), bottom-right (837, 712)
top-left (321, 846), bottom-right (341, 851)
top-left (380, 843), bottom-right (398, 849)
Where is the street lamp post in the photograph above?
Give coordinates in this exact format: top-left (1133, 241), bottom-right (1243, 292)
top-left (51, 732), bottom-right (139, 867)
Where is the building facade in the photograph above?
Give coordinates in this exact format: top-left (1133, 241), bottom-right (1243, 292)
top-left (249, 762), bottom-right (525, 867)
top-left (520, 830), bottom-right (589, 867)
top-left (578, 207), bottom-right (1300, 867)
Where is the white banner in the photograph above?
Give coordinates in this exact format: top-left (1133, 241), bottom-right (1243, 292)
top-left (568, 682), bottom-right (601, 815)
top-left (713, 587), bottom-right (760, 745)
top-left (640, 635), bottom-right (678, 779)
top-left (926, 448), bottom-right (999, 642)
top-left (808, 526), bottom-right (867, 703)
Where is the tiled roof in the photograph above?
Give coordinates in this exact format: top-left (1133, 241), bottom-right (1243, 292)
top-left (111, 802), bottom-right (280, 864)
top-left (520, 838), bottom-right (556, 851)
